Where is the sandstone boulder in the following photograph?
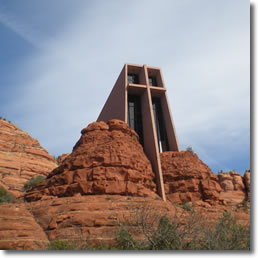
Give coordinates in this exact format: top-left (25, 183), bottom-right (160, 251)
top-left (0, 120), bottom-right (57, 197)
top-left (217, 172), bottom-right (245, 192)
top-left (217, 171), bottom-right (248, 205)
top-left (25, 120), bottom-right (157, 201)
top-left (160, 151), bottom-right (223, 204)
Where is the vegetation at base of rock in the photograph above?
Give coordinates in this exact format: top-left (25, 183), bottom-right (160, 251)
top-left (23, 176), bottom-right (45, 191)
top-left (47, 240), bottom-right (76, 250)
top-left (46, 209), bottom-right (249, 250)
top-left (0, 187), bottom-right (16, 204)
top-left (200, 211), bottom-right (250, 250)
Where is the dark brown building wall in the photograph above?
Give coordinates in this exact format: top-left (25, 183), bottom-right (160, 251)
top-left (97, 66), bottom-right (126, 122)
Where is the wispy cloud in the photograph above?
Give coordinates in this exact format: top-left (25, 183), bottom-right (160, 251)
top-left (0, 3), bottom-right (42, 48)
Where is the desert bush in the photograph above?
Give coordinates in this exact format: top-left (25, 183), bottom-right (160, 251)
top-left (47, 240), bottom-right (76, 250)
top-left (0, 187), bottom-right (15, 204)
top-left (115, 205), bottom-right (250, 250)
top-left (199, 211), bottom-right (250, 250)
top-left (23, 176), bottom-right (45, 191)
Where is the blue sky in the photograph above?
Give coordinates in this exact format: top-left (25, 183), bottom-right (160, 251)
top-left (0, 0), bottom-right (250, 175)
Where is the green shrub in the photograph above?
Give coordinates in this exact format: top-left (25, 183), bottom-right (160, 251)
top-left (47, 240), bottom-right (76, 250)
top-left (0, 117), bottom-right (11, 123)
top-left (23, 176), bottom-right (45, 191)
top-left (186, 146), bottom-right (193, 153)
top-left (149, 216), bottom-right (182, 250)
top-left (116, 229), bottom-right (148, 250)
top-left (113, 208), bottom-right (250, 250)
top-left (0, 187), bottom-right (15, 204)
top-left (199, 211), bottom-right (250, 250)
top-left (182, 202), bottom-right (193, 213)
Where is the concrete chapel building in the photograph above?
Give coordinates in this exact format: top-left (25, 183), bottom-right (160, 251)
top-left (97, 64), bottom-right (180, 200)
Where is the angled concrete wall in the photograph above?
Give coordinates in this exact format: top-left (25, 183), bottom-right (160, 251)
top-left (97, 66), bottom-right (126, 122)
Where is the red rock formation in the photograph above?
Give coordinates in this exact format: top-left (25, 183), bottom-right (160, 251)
top-left (243, 170), bottom-right (250, 201)
top-left (217, 171), bottom-right (247, 205)
top-left (160, 151), bottom-right (223, 205)
top-left (56, 153), bottom-right (70, 165)
top-left (25, 120), bottom-right (157, 201)
top-left (217, 172), bottom-right (245, 192)
top-left (0, 120), bottom-right (57, 197)
top-left (0, 117), bottom-right (250, 250)
top-left (0, 118), bottom-right (250, 250)
top-left (0, 193), bottom-right (249, 250)
top-left (0, 203), bottom-right (49, 250)
top-left (26, 195), bottom-right (176, 247)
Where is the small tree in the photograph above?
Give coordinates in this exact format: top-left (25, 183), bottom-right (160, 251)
top-left (0, 187), bottom-right (15, 204)
top-left (186, 146), bottom-right (193, 153)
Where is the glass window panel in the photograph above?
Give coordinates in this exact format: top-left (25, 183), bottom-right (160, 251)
top-left (128, 73), bottom-right (139, 84)
top-left (149, 76), bottom-right (157, 86)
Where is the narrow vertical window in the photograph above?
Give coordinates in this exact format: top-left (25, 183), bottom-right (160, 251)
top-left (149, 76), bottom-right (157, 86)
top-left (127, 95), bottom-right (143, 146)
top-left (152, 98), bottom-right (169, 152)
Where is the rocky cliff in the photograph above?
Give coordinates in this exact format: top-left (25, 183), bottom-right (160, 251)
top-left (0, 120), bottom-right (57, 197)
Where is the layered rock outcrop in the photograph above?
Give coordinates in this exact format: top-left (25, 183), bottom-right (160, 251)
top-left (25, 120), bottom-right (157, 201)
top-left (0, 203), bottom-right (49, 250)
top-left (0, 193), bottom-right (249, 250)
top-left (160, 152), bottom-right (223, 205)
top-left (218, 171), bottom-right (245, 192)
top-left (0, 120), bottom-right (57, 197)
top-left (217, 170), bottom-right (250, 205)
top-left (26, 195), bottom-right (176, 247)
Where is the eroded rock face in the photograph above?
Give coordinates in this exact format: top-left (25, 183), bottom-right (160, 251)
top-left (0, 203), bottom-right (49, 250)
top-left (1, 193), bottom-right (249, 250)
top-left (160, 152), bottom-right (223, 205)
top-left (25, 120), bottom-right (157, 201)
top-left (56, 153), bottom-right (70, 165)
top-left (216, 171), bottom-right (249, 205)
top-left (0, 120), bottom-right (57, 197)
top-left (27, 195), bottom-right (175, 247)
top-left (244, 170), bottom-right (250, 202)
top-left (217, 172), bottom-right (245, 192)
